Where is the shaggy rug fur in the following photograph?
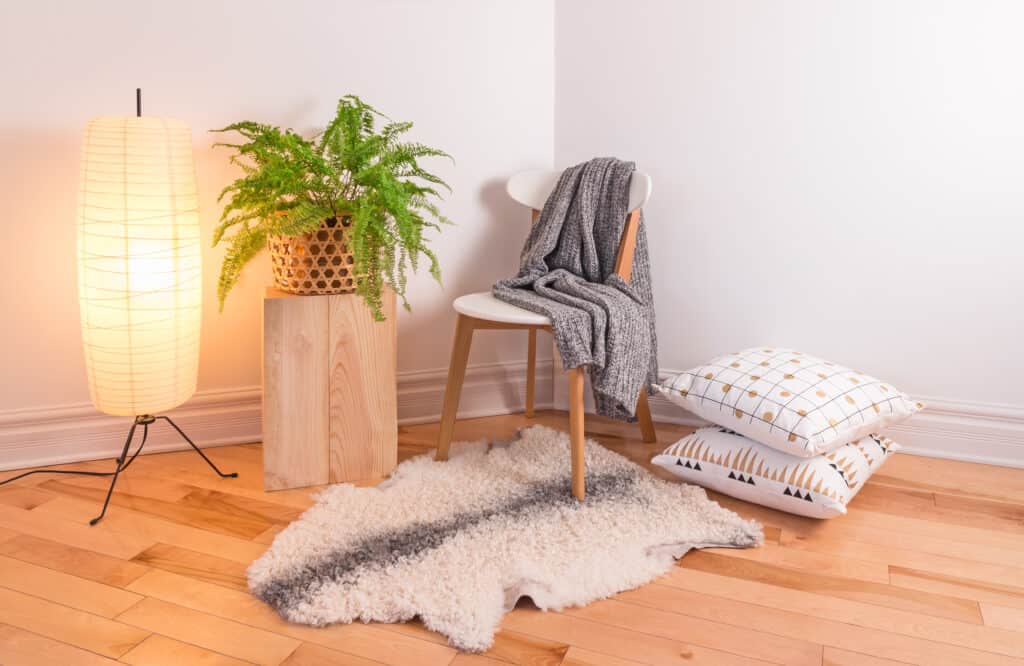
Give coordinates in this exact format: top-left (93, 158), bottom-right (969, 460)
top-left (248, 425), bottom-right (762, 651)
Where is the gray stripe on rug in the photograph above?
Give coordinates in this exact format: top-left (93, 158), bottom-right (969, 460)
top-left (253, 469), bottom-right (643, 615)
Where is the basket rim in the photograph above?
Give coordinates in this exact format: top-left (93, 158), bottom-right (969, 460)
top-left (268, 215), bottom-right (354, 243)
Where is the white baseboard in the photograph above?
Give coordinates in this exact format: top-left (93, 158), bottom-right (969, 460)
top-left (0, 360), bottom-right (555, 472)
top-left (0, 386), bottom-right (263, 473)
top-left (3, 360), bottom-right (1019, 471)
top-left (397, 359), bottom-right (554, 425)
top-left (882, 397), bottom-right (1024, 468)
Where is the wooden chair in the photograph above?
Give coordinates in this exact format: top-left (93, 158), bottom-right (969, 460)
top-left (434, 169), bottom-right (657, 500)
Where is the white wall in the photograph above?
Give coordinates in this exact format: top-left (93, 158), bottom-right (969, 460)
top-left (4, 0), bottom-right (1023, 469)
top-left (0, 0), bottom-right (553, 467)
top-left (555, 0), bottom-right (1024, 462)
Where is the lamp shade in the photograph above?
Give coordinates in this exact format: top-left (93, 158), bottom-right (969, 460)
top-left (77, 116), bottom-right (201, 417)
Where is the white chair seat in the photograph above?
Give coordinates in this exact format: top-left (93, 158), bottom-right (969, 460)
top-left (452, 291), bottom-right (550, 326)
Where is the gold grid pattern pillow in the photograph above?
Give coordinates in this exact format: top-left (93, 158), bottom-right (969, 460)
top-left (656, 347), bottom-right (923, 457)
top-left (652, 427), bottom-right (900, 519)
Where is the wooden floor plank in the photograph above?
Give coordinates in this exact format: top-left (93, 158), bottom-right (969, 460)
top-left (788, 521), bottom-right (1023, 570)
top-left (889, 565), bottom-right (1024, 610)
top-left (131, 449), bottom-right (268, 494)
top-left (0, 533), bottom-right (150, 587)
top-left (852, 484), bottom-right (1024, 535)
top-left (619, 583), bottom-right (1011, 666)
top-left (821, 646), bottom-right (912, 666)
top-left (707, 540), bottom-right (890, 583)
top-left (820, 506), bottom-right (1024, 552)
top-left (982, 603), bottom-right (1024, 632)
top-left (38, 479), bottom-right (272, 539)
top-left (501, 606), bottom-right (773, 665)
top-left (715, 481), bottom-right (1024, 551)
top-left (779, 526), bottom-right (1024, 588)
top-left (125, 568), bottom-right (456, 666)
top-left (116, 597), bottom-right (300, 666)
top-left (280, 642), bottom-right (387, 666)
top-left (32, 495), bottom-right (267, 564)
top-left (0, 486), bottom-right (57, 510)
top-left (254, 524), bottom-right (286, 544)
top-left (470, 628), bottom-right (568, 665)
top-left (119, 633), bottom-right (252, 666)
top-left (709, 485), bottom-right (1024, 557)
top-left (563, 596), bottom-right (821, 665)
top-left (381, 619), bottom-right (569, 663)
top-left (0, 586), bottom-right (149, 658)
top-left (876, 454), bottom-right (1024, 504)
top-left (933, 491), bottom-right (1024, 528)
top-left (45, 472), bottom-right (196, 503)
top-left (132, 542), bottom-right (249, 592)
top-left (561, 646), bottom-right (648, 666)
top-left (114, 466), bottom-right (317, 510)
top-left (197, 441), bottom-right (263, 463)
top-left (661, 566), bottom-right (1024, 661)
top-left (0, 623), bottom-right (121, 666)
top-left (0, 502), bottom-right (153, 559)
top-left (0, 553), bottom-right (142, 617)
top-left (680, 550), bottom-right (983, 623)
top-left (180, 487), bottom-right (303, 525)
top-left (711, 493), bottom-right (1024, 569)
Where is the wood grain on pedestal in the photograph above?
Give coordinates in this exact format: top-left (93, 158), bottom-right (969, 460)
top-left (263, 289), bottom-right (397, 491)
top-left (328, 288), bottom-right (397, 483)
top-left (262, 290), bottom-right (329, 490)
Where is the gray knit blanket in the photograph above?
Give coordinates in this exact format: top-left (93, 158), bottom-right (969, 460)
top-left (493, 158), bottom-right (657, 420)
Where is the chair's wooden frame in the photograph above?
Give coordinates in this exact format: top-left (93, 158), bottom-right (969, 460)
top-left (435, 206), bottom-right (657, 500)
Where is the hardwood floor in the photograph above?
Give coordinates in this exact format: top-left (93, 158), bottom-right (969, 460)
top-left (0, 410), bottom-right (1021, 665)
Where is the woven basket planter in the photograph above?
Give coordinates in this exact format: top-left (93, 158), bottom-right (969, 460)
top-left (268, 216), bottom-right (356, 295)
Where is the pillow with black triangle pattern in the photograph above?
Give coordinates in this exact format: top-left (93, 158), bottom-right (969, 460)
top-left (651, 426), bottom-right (899, 518)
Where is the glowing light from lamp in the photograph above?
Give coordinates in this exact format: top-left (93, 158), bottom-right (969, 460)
top-left (77, 116), bottom-right (201, 416)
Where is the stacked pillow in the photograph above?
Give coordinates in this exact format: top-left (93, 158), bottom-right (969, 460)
top-left (651, 347), bottom-right (922, 518)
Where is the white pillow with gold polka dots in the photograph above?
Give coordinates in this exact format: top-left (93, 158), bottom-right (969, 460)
top-left (656, 347), bottom-right (923, 457)
top-left (652, 427), bottom-right (900, 519)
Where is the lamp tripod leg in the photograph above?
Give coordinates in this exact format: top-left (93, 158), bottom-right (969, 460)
top-left (1, 413), bottom-right (238, 526)
top-left (158, 415), bottom-right (238, 478)
top-left (89, 420), bottom-right (138, 526)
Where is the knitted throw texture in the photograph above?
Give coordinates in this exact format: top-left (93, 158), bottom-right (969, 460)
top-left (493, 158), bottom-right (657, 420)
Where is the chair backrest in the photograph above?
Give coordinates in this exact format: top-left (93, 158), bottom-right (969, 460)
top-left (505, 167), bottom-right (652, 284)
top-left (506, 168), bottom-right (652, 213)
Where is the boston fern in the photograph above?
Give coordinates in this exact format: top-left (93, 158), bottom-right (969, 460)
top-left (212, 95), bottom-right (451, 320)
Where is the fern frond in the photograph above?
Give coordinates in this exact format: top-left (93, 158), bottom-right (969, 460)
top-left (216, 226), bottom-right (268, 311)
top-left (211, 95), bottom-right (451, 318)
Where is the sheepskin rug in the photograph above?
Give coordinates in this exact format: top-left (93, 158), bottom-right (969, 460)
top-left (249, 425), bottom-right (762, 651)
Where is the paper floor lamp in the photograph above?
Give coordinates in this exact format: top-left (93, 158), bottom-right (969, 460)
top-left (0, 90), bottom-right (236, 525)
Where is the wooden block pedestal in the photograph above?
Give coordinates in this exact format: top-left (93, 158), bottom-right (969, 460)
top-left (262, 288), bottom-right (397, 490)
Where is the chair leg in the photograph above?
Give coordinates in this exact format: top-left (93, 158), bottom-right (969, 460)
top-left (525, 328), bottom-right (537, 418)
top-left (568, 367), bottom-right (586, 500)
top-left (436, 315), bottom-right (475, 461)
top-left (636, 388), bottom-right (657, 443)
